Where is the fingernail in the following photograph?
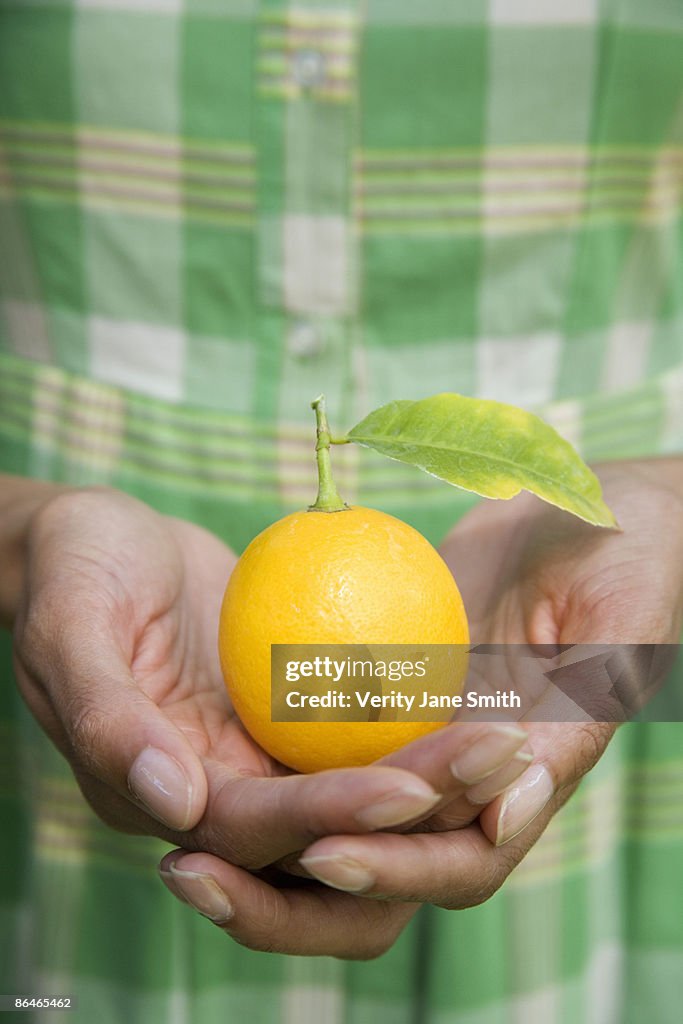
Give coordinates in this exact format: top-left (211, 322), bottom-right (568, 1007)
top-left (169, 865), bottom-right (234, 923)
top-left (128, 747), bottom-right (193, 830)
top-left (466, 750), bottom-right (534, 805)
top-left (158, 868), bottom-right (190, 905)
top-left (355, 787), bottom-right (441, 830)
top-left (450, 725), bottom-right (528, 785)
top-left (495, 764), bottom-right (555, 846)
top-left (300, 854), bottom-right (375, 893)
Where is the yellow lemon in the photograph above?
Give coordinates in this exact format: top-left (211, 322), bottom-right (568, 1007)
top-left (218, 505), bottom-right (469, 773)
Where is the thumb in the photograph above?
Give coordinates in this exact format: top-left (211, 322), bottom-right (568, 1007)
top-left (17, 628), bottom-right (208, 832)
top-left (477, 720), bottom-right (615, 847)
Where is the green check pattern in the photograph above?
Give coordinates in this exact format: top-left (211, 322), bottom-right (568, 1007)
top-left (1, 1), bottom-right (683, 1022)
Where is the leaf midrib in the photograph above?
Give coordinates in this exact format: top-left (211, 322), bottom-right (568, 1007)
top-left (348, 429), bottom-right (596, 507)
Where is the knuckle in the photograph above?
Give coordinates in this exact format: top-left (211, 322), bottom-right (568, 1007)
top-left (67, 699), bottom-right (111, 773)
top-left (457, 862), bottom-right (504, 909)
top-left (15, 600), bottom-right (56, 672)
top-left (571, 723), bottom-right (611, 779)
top-left (439, 833), bottom-right (508, 910)
top-left (202, 778), bottom-right (263, 868)
top-left (229, 892), bottom-right (291, 955)
top-left (201, 826), bottom-right (248, 868)
top-left (345, 903), bottom-right (406, 960)
top-left (489, 843), bottom-right (525, 886)
top-left (16, 587), bottom-right (91, 682)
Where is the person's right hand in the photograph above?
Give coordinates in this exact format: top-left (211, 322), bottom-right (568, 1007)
top-left (11, 486), bottom-right (530, 874)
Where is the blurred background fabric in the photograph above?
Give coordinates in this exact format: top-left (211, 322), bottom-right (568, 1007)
top-left (0, 2), bottom-right (682, 1021)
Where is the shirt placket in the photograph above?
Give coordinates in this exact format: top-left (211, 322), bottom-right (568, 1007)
top-left (255, 1), bottom-right (360, 502)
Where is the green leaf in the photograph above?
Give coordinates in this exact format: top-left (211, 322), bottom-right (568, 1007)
top-left (346, 394), bottom-right (618, 528)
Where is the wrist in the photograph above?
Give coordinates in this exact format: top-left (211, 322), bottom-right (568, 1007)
top-left (0, 476), bottom-right (75, 630)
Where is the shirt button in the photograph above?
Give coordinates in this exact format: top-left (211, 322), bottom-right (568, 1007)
top-left (288, 320), bottom-right (324, 359)
top-left (292, 49), bottom-right (326, 88)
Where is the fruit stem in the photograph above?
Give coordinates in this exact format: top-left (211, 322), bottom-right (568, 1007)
top-left (309, 395), bottom-right (348, 513)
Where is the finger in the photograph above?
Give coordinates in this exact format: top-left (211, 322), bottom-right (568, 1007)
top-left (297, 796), bottom-right (567, 908)
top-left (194, 761), bottom-right (442, 869)
top-left (478, 721), bottom-right (615, 846)
top-left (158, 849), bottom-right (418, 959)
top-left (297, 825), bottom-right (510, 907)
top-left (16, 619), bottom-right (209, 833)
top-left (419, 747), bottom-right (534, 832)
top-left (377, 721), bottom-right (532, 807)
top-left (464, 748), bottom-right (534, 805)
top-left (190, 722), bottom-right (533, 867)
top-left (270, 745), bottom-right (532, 880)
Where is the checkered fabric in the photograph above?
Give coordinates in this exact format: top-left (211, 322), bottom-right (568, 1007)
top-left (1, 2), bottom-right (682, 1022)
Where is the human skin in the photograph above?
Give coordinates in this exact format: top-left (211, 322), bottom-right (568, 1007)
top-left (159, 458), bottom-right (683, 956)
top-left (1, 477), bottom-right (531, 883)
top-left (3, 460), bottom-right (683, 957)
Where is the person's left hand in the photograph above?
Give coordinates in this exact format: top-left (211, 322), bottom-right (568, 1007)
top-left (159, 458), bottom-right (683, 958)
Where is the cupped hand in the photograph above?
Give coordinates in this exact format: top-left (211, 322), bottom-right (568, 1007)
top-left (159, 459), bottom-right (683, 957)
top-left (13, 487), bottom-right (530, 876)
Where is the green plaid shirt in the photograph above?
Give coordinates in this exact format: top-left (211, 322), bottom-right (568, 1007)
top-left (1, 2), bottom-right (682, 1022)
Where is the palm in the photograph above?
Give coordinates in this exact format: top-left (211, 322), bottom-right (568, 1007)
top-left (17, 490), bottom-right (303, 845)
top-left (117, 515), bottom-right (286, 780)
top-left (440, 461), bottom-right (683, 646)
top-left (436, 461), bottom-right (683, 729)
